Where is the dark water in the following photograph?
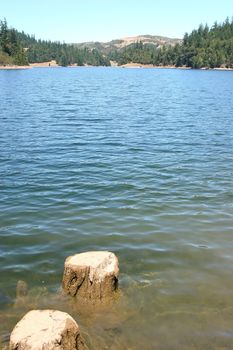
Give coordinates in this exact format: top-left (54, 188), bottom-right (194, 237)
top-left (1, 67), bottom-right (233, 349)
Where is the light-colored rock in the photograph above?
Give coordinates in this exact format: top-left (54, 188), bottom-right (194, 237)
top-left (9, 309), bottom-right (85, 350)
top-left (62, 251), bottom-right (119, 302)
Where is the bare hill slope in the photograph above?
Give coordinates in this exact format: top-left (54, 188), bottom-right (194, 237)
top-left (74, 35), bottom-right (181, 53)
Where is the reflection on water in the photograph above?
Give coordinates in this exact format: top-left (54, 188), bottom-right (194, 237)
top-left (1, 67), bottom-right (233, 349)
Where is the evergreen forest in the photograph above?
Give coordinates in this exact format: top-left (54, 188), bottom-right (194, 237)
top-left (0, 18), bottom-right (110, 66)
top-left (1, 17), bottom-right (233, 68)
top-left (109, 17), bottom-right (233, 68)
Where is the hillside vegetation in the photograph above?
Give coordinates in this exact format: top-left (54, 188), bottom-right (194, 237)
top-left (1, 17), bottom-right (233, 68)
top-left (109, 18), bottom-right (233, 68)
top-left (16, 30), bottom-right (110, 66)
top-left (0, 19), bottom-right (110, 66)
top-left (0, 19), bottom-right (28, 65)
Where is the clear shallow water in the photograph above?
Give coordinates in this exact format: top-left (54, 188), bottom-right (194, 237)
top-left (1, 67), bottom-right (233, 349)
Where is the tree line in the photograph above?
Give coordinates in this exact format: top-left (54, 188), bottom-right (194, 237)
top-left (0, 18), bottom-right (28, 65)
top-left (1, 17), bottom-right (233, 68)
top-left (108, 17), bottom-right (233, 68)
top-left (16, 30), bottom-right (110, 66)
top-left (0, 19), bottom-right (110, 66)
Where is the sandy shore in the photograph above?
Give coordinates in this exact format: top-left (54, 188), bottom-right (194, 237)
top-left (29, 60), bottom-right (59, 67)
top-left (119, 63), bottom-right (233, 70)
top-left (1, 62), bottom-right (233, 71)
top-left (213, 67), bottom-right (233, 71)
top-left (120, 63), bottom-right (191, 69)
top-left (0, 60), bottom-right (59, 70)
top-left (0, 65), bottom-right (31, 70)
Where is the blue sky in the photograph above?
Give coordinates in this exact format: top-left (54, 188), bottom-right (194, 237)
top-left (0, 0), bottom-right (232, 43)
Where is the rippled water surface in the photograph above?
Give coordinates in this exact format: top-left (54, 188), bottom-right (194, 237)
top-left (1, 67), bottom-right (233, 349)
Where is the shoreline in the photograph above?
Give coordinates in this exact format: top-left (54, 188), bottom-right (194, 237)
top-left (120, 63), bottom-right (190, 69)
top-left (1, 62), bottom-right (233, 71)
top-left (119, 63), bottom-right (233, 70)
top-left (0, 65), bottom-right (31, 70)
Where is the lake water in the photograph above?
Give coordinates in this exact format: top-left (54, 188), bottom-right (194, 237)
top-left (1, 67), bottom-right (233, 349)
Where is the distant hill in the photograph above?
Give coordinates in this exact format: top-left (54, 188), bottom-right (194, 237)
top-left (74, 35), bottom-right (182, 54)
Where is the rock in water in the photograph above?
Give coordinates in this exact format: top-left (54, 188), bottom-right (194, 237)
top-left (62, 251), bottom-right (119, 302)
top-left (9, 309), bottom-right (85, 350)
top-left (14, 280), bottom-right (29, 308)
top-left (16, 280), bottom-right (28, 298)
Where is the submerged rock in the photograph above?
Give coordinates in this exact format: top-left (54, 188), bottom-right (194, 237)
top-left (62, 251), bottom-right (119, 302)
top-left (14, 280), bottom-right (29, 308)
top-left (16, 280), bottom-right (28, 298)
top-left (9, 309), bottom-right (85, 350)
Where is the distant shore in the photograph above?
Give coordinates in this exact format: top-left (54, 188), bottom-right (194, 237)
top-left (119, 62), bottom-right (233, 70)
top-left (0, 65), bottom-right (31, 70)
top-left (119, 63), bottom-right (190, 69)
top-left (0, 60), bottom-right (59, 70)
top-left (1, 61), bottom-right (233, 71)
top-left (29, 60), bottom-right (59, 68)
